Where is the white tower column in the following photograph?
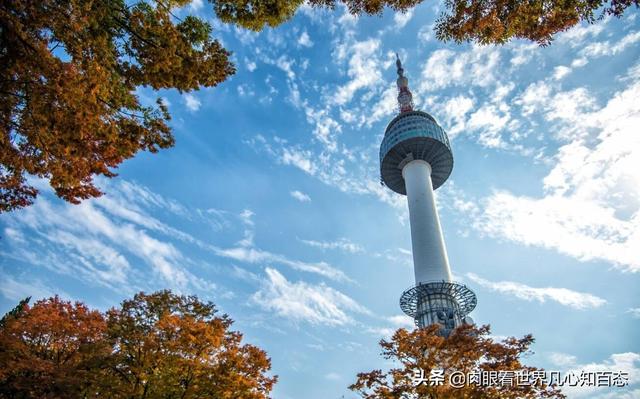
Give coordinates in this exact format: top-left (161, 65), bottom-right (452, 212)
top-left (402, 159), bottom-right (452, 284)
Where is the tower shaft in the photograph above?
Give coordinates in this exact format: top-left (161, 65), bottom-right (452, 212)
top-left (402, 159), bottom-right (452, 284)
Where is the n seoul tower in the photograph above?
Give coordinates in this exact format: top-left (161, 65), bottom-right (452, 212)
top-left (380, 56), bottom-right (476, 336)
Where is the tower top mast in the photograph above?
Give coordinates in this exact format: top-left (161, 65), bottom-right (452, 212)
top-left (396, 54), bottom-right (414, 113)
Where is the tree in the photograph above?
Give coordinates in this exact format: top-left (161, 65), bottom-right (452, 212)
top-left (0, 291), bottom-right (277, 399)
top-left (307, 0), bottom-right (639, 45)
top-left (103, 290), bottom-right (277, 398)
top-left (350, 324), bottom-right (565, 398)
top-left (433, 0), bottom-right (640, 45)
top-left (0, 296), bottom-right (29, 328)
top-left (1, 0), bottom-right (234, 212)
top-left (0, 296), bottom-right (109, 398)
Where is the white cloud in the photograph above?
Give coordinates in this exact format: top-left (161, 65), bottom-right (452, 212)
top-left (237, 84), bottom-right (255, 97)
top-left (557, 21), bottom-right (605, 45)
top-left (332, 38), bottom-right (382, 105)
top-left (280, 147), bottom-right (316, 174)
top-left (386, 314), bottom-right (415, 328)
top-left (258, 135), bottom-right (405, 210)
top-left (393, 9), bottom-right (414, 29)
top-left (591, 389), bottom-right (640, 399)
top-left (275, 55), bottom-right (296, 80)
top-left (516, 80), bottom-right (553, 116)
top-left (3, 191), bottom-right (194, 292)
top-left (304, 106), bottom-right (342, 152)
top-left (246, 60), bottom-right (257, 72)
top-left (0, 276), bottom-right (67, 302)
top-left (290, 190), bottom-right (311, 202)
top-left (366, 326), bottom-right (396, 338)
top-left (236, 209), bottom-right (255, 247)
top-left (298, 31), bottom-right (314, 47)
top-left (252, 268), bottom-right (369, 325)
top-left (549, 352), bottom-right (579, 367)
top-left (212, 245), bottom-right (350, 282)
top-left (572, 57), bottom-right (589, 68)
top-left (366, 84), bottom-right (398, 126)
top-left (553, 65), bottom-right (572, 80)
top-left (476, 192), bottom-right (640, 271)
top-left (473, 79), bottom-right (640, 271)
top-left (420, 46), bottom-right (500, 91)
top-left (561, 352), bottom-right (640, 398)
top-left (189, 0), bottom-right (204, 11)
top-left (183, 93), bottom-right (201, 112)
top-left (466, 273), bottom-right (607, 309)
top-left (436, 95), bottom-right (475, 137)
top-left (3, 227), bottom-right (25, 244)
top-left (509, 43), bottom-right (539, 66)
top-left (626, 308), bottom-right (640, 319)
top-left (203, 208), bottom-right (351, 282)
top-left (299, 238), bottom-right (363, 253)
top-left (545, 87), bottom-right (597, 127)
top-left (582, 31), bottom-right (640, 58)
top-left (233, 26), bottom-right (258, 45)
top-left (325, 372), bottom-right (342, 381)
top-left (467, 104), bottom-right (511, 148)
top-left (417, 24), bottom-right (434, 42)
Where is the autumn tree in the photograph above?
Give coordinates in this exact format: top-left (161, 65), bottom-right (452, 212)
top-left (0, 291), bottom-right (277, 399)
top-left (103, 290), bottom-right (277, 398)
top-left (433, 0), bottom-right (640, 45)
top-left (350, 323), bottom-right (565, 399)
top-left (0, 0), bottom-right (234, 212)
top-left (0, 296), bottom-right (109, 398)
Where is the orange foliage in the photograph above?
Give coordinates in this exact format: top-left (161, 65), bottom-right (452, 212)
top-left (1, 0), bottom-right (234, 212)
top-left (0, 291), bottom-right (276, 399)
top-left (350, 324), bottom-right (565, 398)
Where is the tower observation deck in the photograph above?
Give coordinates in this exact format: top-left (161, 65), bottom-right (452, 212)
top-left (380, 55), bottom-right (476, 336)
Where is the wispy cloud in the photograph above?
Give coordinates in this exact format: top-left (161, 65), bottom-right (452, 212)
top-left (2, 190), bottom-right (196, 292)
top-left (561, 352), bottom-right (640, 398)
top-left (252, 268), bottom-right (369, 325)
top-left (626, 308), bottom-right (640, 319)
top-left (581, 31), bottom-right (640, 58)
top-left (211, 245), bottom-right (350, 282)
top-left (332, 38), bottom-right (383, 106)
top-left (466, 273), bottom-right (606, 310)
top-left (183, 93), bottom-right (201, 112)
top-left (298, 30), bottom-right (314, 47)
top-left (471, 77), bottom-right (640, 272)
top-left (548, 352), bottom-right (578, 367)
top-left (299, 238), bottom-right (363, 253)
top-left (189, 0), bottom-right (204, 11)
top-left (386, 314), bottom-right (415, 328)
top-left (290, 190), bottom-right (311, 202)
top-left (206, 208), bottom-right (351, 282)
top-left (419, 46), bottom-right (500, 92)
top-left (0, 275), bottom-right (68, 302)
top-left (393, 9), bottom-right (414, 29)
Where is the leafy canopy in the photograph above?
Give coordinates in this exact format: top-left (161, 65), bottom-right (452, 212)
top-left (350, 323), bottom-right (565, 398)
top-left (1, 0), bottom-right (234, 212)
top-left (0, 291), bottom-right (276, 399)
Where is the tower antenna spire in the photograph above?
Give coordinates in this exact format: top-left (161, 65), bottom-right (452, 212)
top-left (395, 54), bottom-right (414, 113)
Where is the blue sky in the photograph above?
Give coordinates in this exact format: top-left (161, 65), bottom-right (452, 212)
top-left (1, 2), bottom-right (639, 398)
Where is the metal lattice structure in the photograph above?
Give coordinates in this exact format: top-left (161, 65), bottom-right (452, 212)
top-left (400, 281), bottom-right (477, 329)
